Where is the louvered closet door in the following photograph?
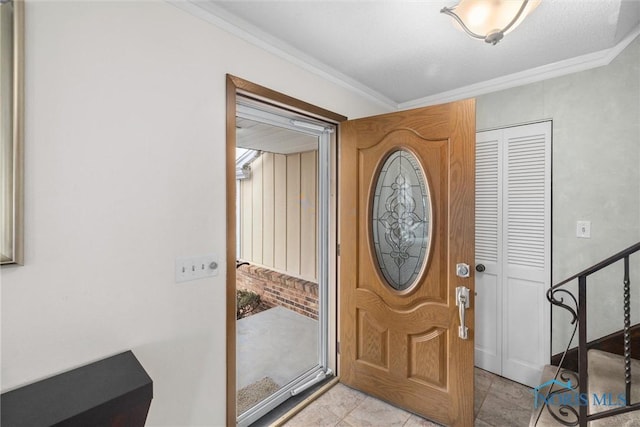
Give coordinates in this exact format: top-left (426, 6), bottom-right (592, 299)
top-left (475, 130), bottom-right (503, 375)
top-left (475, 121), bottom-right (550, 387)
top-left (502, 122), bottom-right (551, 387)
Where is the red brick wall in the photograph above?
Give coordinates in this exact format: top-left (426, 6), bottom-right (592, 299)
top-left (236, 264), bottom-right (318, 320)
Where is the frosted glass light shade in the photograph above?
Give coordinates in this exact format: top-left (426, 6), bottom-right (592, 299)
top-left (441, 0), bottom-right (541, 44)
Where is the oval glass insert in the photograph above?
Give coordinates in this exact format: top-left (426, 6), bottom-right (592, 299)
top-left (372, 149), bottom-right (431, 291)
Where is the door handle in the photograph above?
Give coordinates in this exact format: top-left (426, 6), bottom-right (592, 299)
top-left (476, 264), bottom-right (485, 272)
top-left (456, 286), bottom-right (470, 340)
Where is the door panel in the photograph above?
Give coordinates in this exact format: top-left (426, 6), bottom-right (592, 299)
top-left (475, 131), bottom-right (503, 374)
top-left (503, 274), bottom-right (543, 380)
top-left (475, 265), bottom-right (501, 373)
top-left (339, 100), bottom-right (475, 427)
top-left (501, 123), bottom-right (551, 387)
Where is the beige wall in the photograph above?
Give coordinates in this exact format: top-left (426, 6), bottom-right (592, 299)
top-left (0, 1), bottom-right (388, 426)
top-left (239, 151), bottom-right (318, 281)
top-left (477, 36), bottom-right (640, 354)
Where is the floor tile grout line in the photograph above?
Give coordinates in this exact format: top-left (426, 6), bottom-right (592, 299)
top-left (340, 393), bottom-right (414, 427)
top-left (289, 370), bottom-right (532, 426)
top-left (341, 394), bottom-right (370, 422)
top-left (333, 390), bottom-right (367, 425)
top-left (476, 391), bottom-right (489, 418)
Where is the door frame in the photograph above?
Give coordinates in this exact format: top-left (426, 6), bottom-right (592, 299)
top-left (225, 75), bottom-right (346, 426)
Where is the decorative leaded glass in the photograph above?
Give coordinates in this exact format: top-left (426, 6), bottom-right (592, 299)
top-left (372, 149), bottom-right (431, 291)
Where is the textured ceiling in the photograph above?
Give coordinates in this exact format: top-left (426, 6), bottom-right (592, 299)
top-left (191, 0), bottom-right (640, 107)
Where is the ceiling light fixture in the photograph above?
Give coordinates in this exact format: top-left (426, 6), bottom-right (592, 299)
top-left (441, 0), bottom-right (540, 45)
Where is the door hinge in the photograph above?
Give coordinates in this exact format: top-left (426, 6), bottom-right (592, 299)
top-left (337, 244), bottom-right (340, 256)
top-left (337, 341), bottom-right (340, 354)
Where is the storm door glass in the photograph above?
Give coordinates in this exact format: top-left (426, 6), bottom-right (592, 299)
top-left (235, 98), bottom-right (333, 426)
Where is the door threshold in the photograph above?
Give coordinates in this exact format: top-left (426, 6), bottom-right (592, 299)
top-left (250, 376), bottom-right (339, 427)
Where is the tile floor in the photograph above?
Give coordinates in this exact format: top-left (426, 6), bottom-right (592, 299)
top-left (283, 368), bottom-right (533, 426)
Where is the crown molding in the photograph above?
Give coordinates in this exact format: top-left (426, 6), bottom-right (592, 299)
top-left (168, 0), bottom-right (397, 110)
top-left (398, 25), bottom-right (640, 110)
top-left (169, 0), bottom-right (639, 113)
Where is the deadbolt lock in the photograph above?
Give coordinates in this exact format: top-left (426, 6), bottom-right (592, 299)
top-left (456, 263), bottom-right (470, 278)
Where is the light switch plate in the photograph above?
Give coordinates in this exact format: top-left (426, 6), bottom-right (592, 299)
top-left (176, 254), bottom-right (219, 283)
top-left (576, 221), bottom-right (591, 238)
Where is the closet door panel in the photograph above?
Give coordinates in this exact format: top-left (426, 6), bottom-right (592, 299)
top-left (501, 122), bottom-right (551, 387)
top-left (474, 130), bottom-right (503, 374)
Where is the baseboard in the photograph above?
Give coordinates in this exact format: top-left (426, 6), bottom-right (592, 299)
top-left (551, 324), bottom-right (640, 371)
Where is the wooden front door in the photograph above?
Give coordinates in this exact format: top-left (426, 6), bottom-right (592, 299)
top-left (339, 100), bottom-right (476, 426)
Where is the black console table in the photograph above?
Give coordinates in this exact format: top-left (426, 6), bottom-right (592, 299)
top-left (1, 350), bottom-right (153, 427)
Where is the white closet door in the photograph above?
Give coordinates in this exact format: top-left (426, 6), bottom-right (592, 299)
top-left (475, 130), bottom-right (503, 375)
top-left (501, 121), bottom-right (551, 387)
top-left (474, 122), bottom-right (551, 387)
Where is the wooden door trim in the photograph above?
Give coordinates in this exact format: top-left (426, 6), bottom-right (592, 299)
top-left (226, 75), bottom-right (346, 426)
top-left (228, 75), bottom-right (347, 123)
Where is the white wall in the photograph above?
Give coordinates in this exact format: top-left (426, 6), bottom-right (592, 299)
top-left (477, 37), bottom-right (640, 354)
top-left (0, 1), bottom-right (388, 426)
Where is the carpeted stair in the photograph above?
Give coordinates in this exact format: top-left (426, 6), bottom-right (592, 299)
top-left (530, 350), bottom-right (639, 426)
top-left (588, 350), bottom-right (640, 426)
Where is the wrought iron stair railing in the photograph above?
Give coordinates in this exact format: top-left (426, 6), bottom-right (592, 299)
top-left (543, 241), bottom-right (640, 426)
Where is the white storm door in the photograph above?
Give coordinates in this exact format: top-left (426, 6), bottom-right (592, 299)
top-left (475, 121), bottom-right (551, 388)
top-left (475, 130), bottom-right (503, 375)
